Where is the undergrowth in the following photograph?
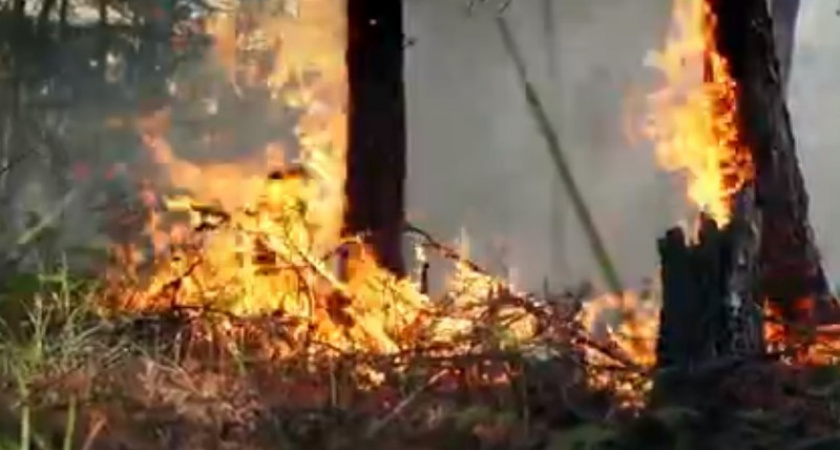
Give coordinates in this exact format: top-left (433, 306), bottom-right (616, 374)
top-left (1, 263), bottom-right (840, 450)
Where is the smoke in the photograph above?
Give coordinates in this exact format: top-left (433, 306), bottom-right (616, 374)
top-left (5, 0), bottom-right (838, 293)
top-left (788, 1), bottom-right (840, 286)
top-left (405, 0), bottom-right (840, 292)
top-left (404, 0), bottom-right (682, 291)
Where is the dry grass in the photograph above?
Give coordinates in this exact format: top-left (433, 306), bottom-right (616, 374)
top-left (2, 265), bottom-right (840, 450)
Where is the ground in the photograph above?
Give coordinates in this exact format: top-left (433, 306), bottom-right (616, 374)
top-left (2, 269), bottom-right (840, 450)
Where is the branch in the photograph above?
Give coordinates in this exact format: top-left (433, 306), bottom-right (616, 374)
top-left (495, 14), bottom-right (624, 296)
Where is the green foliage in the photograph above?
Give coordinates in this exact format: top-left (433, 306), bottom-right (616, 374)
top-left (0, 262), bottom-right (121, 450)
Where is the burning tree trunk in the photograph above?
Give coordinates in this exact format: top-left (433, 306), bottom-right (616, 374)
top-left (655, 0), bottom-right (834, 395)
top-left (710, 0), bottom-right (835, 323)
top-left (344, 0), bottom-right (407, 276)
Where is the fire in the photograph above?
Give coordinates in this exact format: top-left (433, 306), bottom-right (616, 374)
top-left (643, 0), bottom-right (753, 225)
top-left (573, 0), bottom-right (761, 406)
top-left (764, 298), bottom-right (840, 365)
top-left (100, 1), bottom-right (539, 359)
top-left (101, 0), bottom-right (764, 412)
top-left (578, 291), bottom-right (659, 407)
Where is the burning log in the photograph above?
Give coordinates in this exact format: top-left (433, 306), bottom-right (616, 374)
top-left (709, 0), bottom-right (837, 322)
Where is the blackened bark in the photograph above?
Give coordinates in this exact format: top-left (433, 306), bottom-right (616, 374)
top-left (656, 206), bottom-right (764, 366)
top-left (769, 0), bottom-right (800, 92)
top-left (345, 0), bottom-right (407, 276)
top-left (710, 0), bottom-right (834, 321)
top-left (654, 198), bottom-right (764, 404)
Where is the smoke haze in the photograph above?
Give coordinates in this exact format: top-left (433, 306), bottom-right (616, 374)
top-left (4, 0), bottom-right (839, 294)
top-left (404, 0), bottom-right (840, 292)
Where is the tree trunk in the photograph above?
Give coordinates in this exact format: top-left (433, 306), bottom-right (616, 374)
top-left (344, 0), bottom-right (407, 276)
top-left (769, 0), bottom-right (800, 93)
top-left (653, 205), bottom-right (764, 406)
top-left (710, 0), bottom-right (835, 323)
top-left (654, 0), bottom-right (827, 385)
top-left (58, 0), bottom-right (69, 37)
top-left (36, 0), bottom-right (58, 37)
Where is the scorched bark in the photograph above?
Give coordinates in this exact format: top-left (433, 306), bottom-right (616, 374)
top-left (344, 0), bottom-right (407, 276)
top-left (709, 0), bottom-right (836, 322)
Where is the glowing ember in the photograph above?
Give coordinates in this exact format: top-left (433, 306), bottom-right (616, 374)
top-left (643, 0), bottom-right (752, 226)
top-left (578, 291), bottom-right (659, 408)
top-left (764, 298), bottom-right (840, 365)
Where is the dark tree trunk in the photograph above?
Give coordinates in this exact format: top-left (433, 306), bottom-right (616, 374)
top-left (653, 206), bottom-right (764, 406)
top-left (344, 0), bottom-right (407, 276)
top-left (36, 0), bottom-right (58, 37)
top-left (769, 0), bottom-right (800, 93)
top-left (710, 0), bottom-right (835, 323)
top-left (58, 0), bottom-right (69, 36)
top-left (654, 0), bottom-right (828, 389)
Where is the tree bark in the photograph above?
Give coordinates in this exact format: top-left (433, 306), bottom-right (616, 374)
top-left (655, 0), bottom-right (828, 381)
top-left (655, 200), bottom-right (764, 370)
top-left (344, 0), bottom-right (407, 276)
top-left (653, 206), bottom-right (764, 405)
top-left (769, 0), bottom-right (800, 93)
top-left (709, 0), bottom-right (834, 323)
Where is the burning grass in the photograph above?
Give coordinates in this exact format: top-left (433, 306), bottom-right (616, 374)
top-left (3, 0), bottom-right (840, 448)
top-left (2, 269), bottom-right (840, 450)
top-left (0, 256), bottom-right (655, 450)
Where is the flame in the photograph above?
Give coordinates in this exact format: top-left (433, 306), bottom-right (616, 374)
top-left (103, 0), bottom-right (535, 358)
top-left (578, 291), bottom-right (659, 408)
top-left (644, 0), bottom-right (753, 225)
top-left (764, 298), bottom-right (840, 365)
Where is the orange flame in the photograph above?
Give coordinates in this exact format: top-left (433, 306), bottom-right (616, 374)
top-left (644, 0), bottom-right (752, 225)
top-left (764, 298), bottom-right (840, 365)
top-left (578, 291), bottom-right (659, 408)
top-left (103, 0), bottom-right (536, 358)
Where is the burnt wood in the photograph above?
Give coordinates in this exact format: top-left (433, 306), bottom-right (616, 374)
top-left (656, 206), bottom-right (764, 372)
top-left (344, 0), bottom-right (407, 276)
top-left (709, 0), bottom-right (835, 321)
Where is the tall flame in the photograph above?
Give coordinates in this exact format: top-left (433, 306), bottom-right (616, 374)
top-left (102, 0), bottom-right (540, 358)
top-left (644, 0), bottom-right (752, 225)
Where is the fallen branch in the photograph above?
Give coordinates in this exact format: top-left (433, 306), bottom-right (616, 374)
top-left (495, 14), bottom-right (623, 296)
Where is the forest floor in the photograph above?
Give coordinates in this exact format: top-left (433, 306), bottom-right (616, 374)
top-left (1, 269), bottom-right (840, 450)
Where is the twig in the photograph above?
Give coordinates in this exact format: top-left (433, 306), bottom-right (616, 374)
top-left (0, 148), bottom-right (32, 177)
top-left (364, 369), bottom-right (447, 439)
top-left (403, 222), bottom-right (490, 275)
top-left (80, 414), bottom-right (106, 450)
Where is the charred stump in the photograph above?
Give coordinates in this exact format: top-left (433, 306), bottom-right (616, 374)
top-left (654, 0), bottom-right (834, 403)
top-left (344, 0), bottom-right (407, 276)
top-left (653, 192), bottom-right (765, 405)
top-left (710, 0), bottom-right (835, 322)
